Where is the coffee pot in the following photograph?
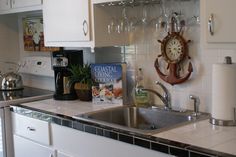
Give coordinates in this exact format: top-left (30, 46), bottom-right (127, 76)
top-left (52, 50), bottom-right (83, 100)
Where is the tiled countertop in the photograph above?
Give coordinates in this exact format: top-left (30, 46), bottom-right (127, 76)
top-left (20, 98), bottom-right (122, 117)
top-left (14, 99), bottom-right (236, 157)
top-left (154, 120), bottom-right (236, 155)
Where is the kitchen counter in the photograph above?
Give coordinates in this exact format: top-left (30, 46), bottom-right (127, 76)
top-left (18, 98), bottom-right (122, 117)
top-left (12, 99), bottom-right (236, 157)
top-left (154, 120), bottom-right (236, 156)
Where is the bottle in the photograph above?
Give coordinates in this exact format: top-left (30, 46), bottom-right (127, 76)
top-left (133, 68), bottom-right (149, 107)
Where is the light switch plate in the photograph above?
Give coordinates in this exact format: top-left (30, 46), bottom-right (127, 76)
top-left (19, 56), bottom-right (54, 77)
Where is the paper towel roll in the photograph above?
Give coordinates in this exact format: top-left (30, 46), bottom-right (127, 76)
top-left (212, 63), bottom-right (236, 121)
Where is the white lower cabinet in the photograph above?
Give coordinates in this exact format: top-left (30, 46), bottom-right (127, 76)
top-left (12, 112), bottom-right (172, 157)
top-left (51, 124), bottom-right (173, 157)
top-left (14, 135), bottom-right (55, 157)
top-left (56, 151), bottom-right (72, 157)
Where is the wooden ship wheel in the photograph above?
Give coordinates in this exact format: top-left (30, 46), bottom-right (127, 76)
top-left (154, 16), bottom-right (193, 85)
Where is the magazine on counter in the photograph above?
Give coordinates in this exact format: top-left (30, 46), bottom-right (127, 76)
top-left (91, 63), bottom-right (127, 105)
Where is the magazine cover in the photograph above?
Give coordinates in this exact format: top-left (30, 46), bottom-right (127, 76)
top-left (91, 63), bottom-right (127, 105)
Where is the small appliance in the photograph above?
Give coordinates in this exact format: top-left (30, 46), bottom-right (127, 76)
top-left (211, 56), bottom-right (236, 126)
top-left (0, 61), bottom-right (23, 91)
top-left (52, 50), bottom-right (83, 100)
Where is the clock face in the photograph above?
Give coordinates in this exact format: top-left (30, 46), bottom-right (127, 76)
top-left (165, 38), bottom-right (184, 62)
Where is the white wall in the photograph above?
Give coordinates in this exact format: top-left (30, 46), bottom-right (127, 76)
top-left (17, 12), bottom-right (95, 91)
top-left (0, 14), bottom-right (20, 73)
top-left (16, 11), bottom-right (54, 90)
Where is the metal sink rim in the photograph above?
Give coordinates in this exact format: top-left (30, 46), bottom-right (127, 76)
top-left (73, 106), bottom-right (210, 135)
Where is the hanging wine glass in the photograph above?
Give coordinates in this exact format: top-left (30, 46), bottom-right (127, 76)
top-left (127, 1), bottom-right (137, 33)
top-left (117, 6), bottom-right (130, 33)
top-left (175, 0), bottom-right (187, 32)
top-left (107, 17), bottom-right (117, 34)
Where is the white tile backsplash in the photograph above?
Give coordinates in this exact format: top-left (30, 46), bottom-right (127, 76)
top-left (94, 0), bottom-right (236, 113)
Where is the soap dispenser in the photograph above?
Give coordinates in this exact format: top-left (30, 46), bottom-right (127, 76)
top-left (133, 68), bottom-right (149, 107)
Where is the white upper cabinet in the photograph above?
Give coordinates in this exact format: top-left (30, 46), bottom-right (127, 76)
top-left (0, 0), bottom-right (42, 14)
top-left (12, 0), bottom-right (42, 9)
top-left (0, 0), bottom-right (11, 11)
top-left (201, 0), bottom-right (236, 47)
top-left (43, 0), bottom-right (129, 48)
top-left (43, 0), bottom-right (90, 45)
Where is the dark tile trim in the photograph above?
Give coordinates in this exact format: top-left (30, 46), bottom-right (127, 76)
top-left (134, 138), bottom-right (150, 149)
top-left (11, 106), bottom-right (236, 157)
top-left (103, 130), bottom-right (118, 140)
top-left (169, 146), bottom-right (189, 157)
top-left (51, 117), bottom-right (62, 125)
top-left (151, 142), bottom-right (169, 154)
top-left (84, 125), bottom-right (96, 134)
top-left (62, 119), bottom-right (72, 128)
top-left (189, 151), bottom-right (214, 157)
top-left (119, 133), bottom-right (134, 144)
top-left (96, 128), bottom-right (104, 136)
top-left (72, 121), bottom-right (84, 131)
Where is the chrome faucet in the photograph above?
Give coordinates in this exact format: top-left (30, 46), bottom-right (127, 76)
top-left (138, 81), bottom-right (171, 110)
top-left (189, 95), bottom-right (200, 116)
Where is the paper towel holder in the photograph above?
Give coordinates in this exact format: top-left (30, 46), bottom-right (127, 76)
top-left (210, 56), bottom-right (236, 126)
top-left (210, 108), bottom-right (236, 126)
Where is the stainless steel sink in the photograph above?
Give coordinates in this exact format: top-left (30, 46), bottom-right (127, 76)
top-left (73, 106), bottom-right (209, 135)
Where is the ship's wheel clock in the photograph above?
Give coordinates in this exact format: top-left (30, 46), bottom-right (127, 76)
top-left (155, 17), bottom-right (193, 85)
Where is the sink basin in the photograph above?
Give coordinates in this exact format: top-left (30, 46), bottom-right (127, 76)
top-left (74, 106), bottom-right (209, 135)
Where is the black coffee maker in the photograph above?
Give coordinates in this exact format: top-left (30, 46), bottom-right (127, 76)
top-left (52, 50), bottom-right (83, 100)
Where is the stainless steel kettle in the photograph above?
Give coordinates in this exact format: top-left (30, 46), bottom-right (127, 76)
top-left (0, 72), bottom-right (23, 90)
top-left (0, 62), bottom-right (23, 91)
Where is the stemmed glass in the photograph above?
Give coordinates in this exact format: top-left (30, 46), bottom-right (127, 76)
top-left (117, 6), bottom-right (130, 33)
top-left (152, 0), bottom-right (169, 38)
top-left (107, 17), bottom-right (117, 34)
top-left (128, 5), bottom-right (137, 33)
top-left (107, 2), bottom-right (138, 34)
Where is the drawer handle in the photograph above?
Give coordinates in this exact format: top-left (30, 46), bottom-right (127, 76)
top-left (27, 127), bottom-right (36, 131)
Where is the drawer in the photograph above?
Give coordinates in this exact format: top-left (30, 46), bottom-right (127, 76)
top-left (12, 112), bottom-right (51, 146)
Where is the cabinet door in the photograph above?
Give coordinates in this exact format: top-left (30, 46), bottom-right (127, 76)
top-left (14, 135), bottom-right (55, 157)
top-left (204, 0), bottom-right (236, 43)
top-left (0, 0), bottom-right (10, 11)
top-left (43, 0), bottom-right (90, 46)
top-left (57, 151), bottom-right (73, 157)
top-left (12, 0), bottom-right (42, 8)
top-left (52, 124), bottom-right (172, 157)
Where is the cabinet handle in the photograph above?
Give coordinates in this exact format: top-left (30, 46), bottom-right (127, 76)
top-left (83, 20), bottom-right (88, 36)
top-left (208, 14), bottom-right (214, 36)
top-left (27, 127), bottom-right (36, 131)
top-left (49, 154), bottom-right (53, 157)
top-left (6, 0), bottom-right (8, 5)
top-left (234, 107), bottom-right (236, 122)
